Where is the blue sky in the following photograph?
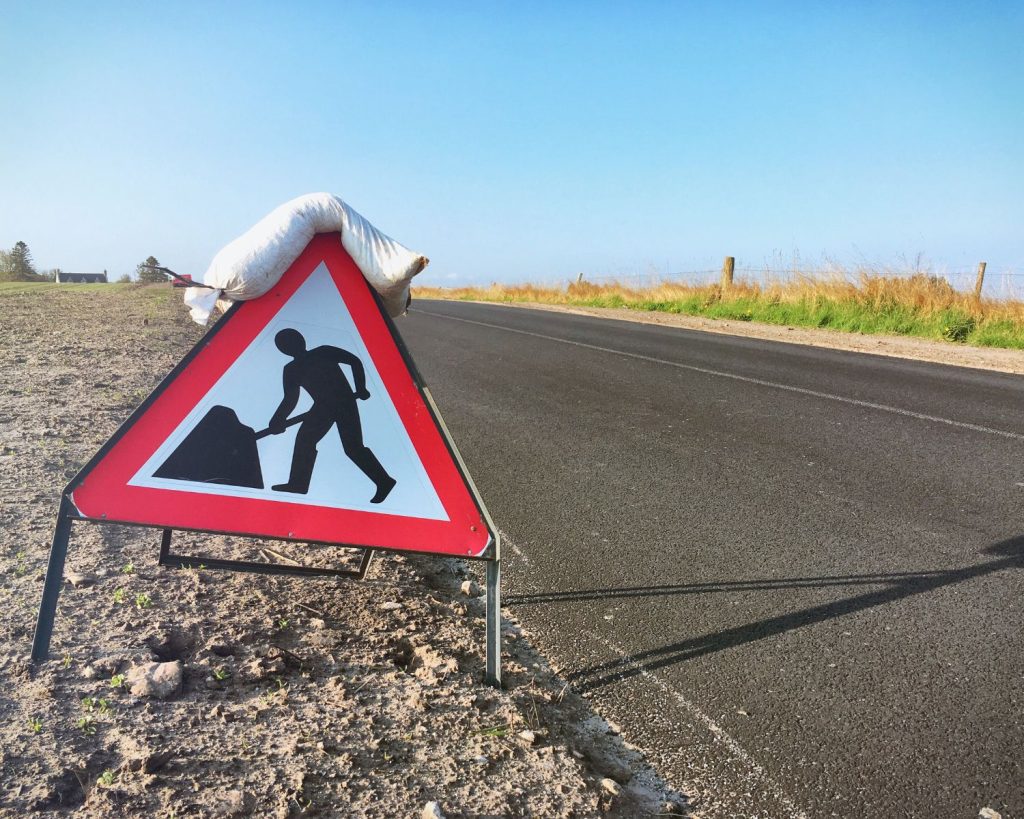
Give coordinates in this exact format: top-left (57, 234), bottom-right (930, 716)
top-left (1, 1), bottom-right (1021, 286)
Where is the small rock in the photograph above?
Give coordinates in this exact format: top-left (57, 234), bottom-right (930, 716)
top-left (146, 629), bottom-right (192, 662)
top-left (517, 729), bottom-right (536, 745)
top-left (421, 801), bottom-right (446, 819)
top-left (64, 571), bottom-right (93, 589)
top-left (92, 656), bottom-right (120, 676)
top-left (144, 751), bottom-right (173, 774)
top-left (737, 709), bottom-right (750, 717)
top-left (79, 655), bottom-right (117, 679)
top-left (308, 618), bottom-right (326, 630)
top-left (379, 601), bottom-right (403, 612)
top-left (460, 580), bottom-right (481, 597)
top-left (979, 809), bottom-right (1002, 819)
top-left (125, 750), bottom-right (173, 774)
top-left (600, 778), bottom-right (621, 797)
top-left (126, 661), bottom-right (182, 699)
top-left (220, 789), bottom-right (254, 817)
top-left (472, 755), bottom-right (488, 765)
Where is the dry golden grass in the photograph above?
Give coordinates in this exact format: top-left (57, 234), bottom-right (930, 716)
top-left (414, 271), bottom-right (1024, 348)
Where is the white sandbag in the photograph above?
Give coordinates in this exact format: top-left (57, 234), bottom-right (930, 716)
top-left (184, 193), bottom-right (428, 324)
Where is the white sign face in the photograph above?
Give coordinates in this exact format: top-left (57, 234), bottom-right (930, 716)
top-left (130, 263), bottom-right (448, 522)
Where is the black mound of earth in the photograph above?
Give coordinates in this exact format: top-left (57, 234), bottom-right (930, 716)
top-left (154, 404), bottom-right (264, 489)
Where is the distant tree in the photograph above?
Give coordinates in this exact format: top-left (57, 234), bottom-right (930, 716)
top-left (38, 268), bottom-right (60, 282)
top-left (9, 241), bottom-right (37, 280)
top-left (0, 249), bottom-right (13, 281)
top-left (136, 256), bottom-right (166, 284)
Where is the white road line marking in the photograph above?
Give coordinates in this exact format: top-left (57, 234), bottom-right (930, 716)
top-left (502, 534), bottom-right (807, 818)
top-left (587, 631), bottom-right (810, 819)
top-left (418, 310), bottom-right (1024, 442)
top-left (501, 529), bottom-right (531, 566)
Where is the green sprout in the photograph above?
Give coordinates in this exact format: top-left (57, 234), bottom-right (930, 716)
top-left (134, 592), bottom-right (152, 609)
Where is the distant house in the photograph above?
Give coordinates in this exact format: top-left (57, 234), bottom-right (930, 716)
top-left (56, 270), bottom-right (108, 284)
top-left (172, 273), bottom-right (193, 288)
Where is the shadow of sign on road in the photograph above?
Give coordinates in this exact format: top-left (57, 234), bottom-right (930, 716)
top-left (506, 535), bottom-right (1024, 694)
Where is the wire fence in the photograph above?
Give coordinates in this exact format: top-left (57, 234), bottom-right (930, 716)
top-left (512, 265), bottom-right (1024, 301)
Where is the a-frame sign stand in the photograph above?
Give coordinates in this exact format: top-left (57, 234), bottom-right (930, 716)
top-left (31, 234), bottom-right (502, 687)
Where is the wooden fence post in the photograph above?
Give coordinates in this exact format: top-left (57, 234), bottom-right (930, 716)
top-left (721, 256), bottom-right (735, 289)
top-left (973, 262), bottom-right (987, 299)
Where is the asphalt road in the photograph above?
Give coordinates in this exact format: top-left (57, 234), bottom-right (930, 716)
top-left (401, 300), bottom-right (1024, 818)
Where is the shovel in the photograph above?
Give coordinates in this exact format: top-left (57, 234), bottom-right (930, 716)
top-left (154, 406), bottom-right (308, 489)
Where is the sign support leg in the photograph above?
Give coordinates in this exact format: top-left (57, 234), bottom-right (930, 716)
top-left (485, 557), bottom-right (502, 687)
top-left (159, 528), bottom-right (172, 563)
top-left (31, 495), bottom-right (75, 663)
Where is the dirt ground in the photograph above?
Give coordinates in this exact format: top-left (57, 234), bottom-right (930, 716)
top-left (456, 300), bottom-right (1024, 375)
top-left (0, 284), bottom-right (687, 818)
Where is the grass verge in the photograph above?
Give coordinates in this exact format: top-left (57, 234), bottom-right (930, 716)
top-left (414, 273), bottom-right (1024, 350)
top-left (0, 281), bottom-right (134, 297)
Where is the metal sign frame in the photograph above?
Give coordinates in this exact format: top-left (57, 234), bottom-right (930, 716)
top-left (31, 237), bottom-right (501, 686)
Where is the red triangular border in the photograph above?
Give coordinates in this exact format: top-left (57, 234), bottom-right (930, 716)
top-left (69, 233), bottom-right (494, 559)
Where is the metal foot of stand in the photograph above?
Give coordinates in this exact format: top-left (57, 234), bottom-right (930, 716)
top-left (33, 507), bottom-right (493, 684)
top-left (31, 495), bottom-right (76, 663)
top-left (30, 515), bottom-right (379, 665)
top-left (485, 557), bottom-right (502, 687)
top-left (158, 529), bottom-right (375, 580)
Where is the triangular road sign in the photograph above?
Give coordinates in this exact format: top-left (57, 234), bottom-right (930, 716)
top-left (69, 233), bottom-right (494, 559)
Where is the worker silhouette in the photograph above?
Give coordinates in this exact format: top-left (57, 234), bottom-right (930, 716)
top-left (267, 328), bottom-right (396, 503)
